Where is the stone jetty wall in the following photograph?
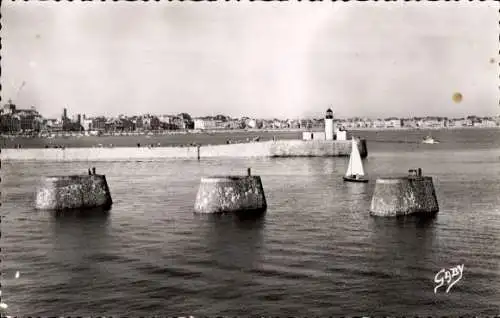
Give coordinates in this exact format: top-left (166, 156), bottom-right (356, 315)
top-left (35, 174), bottom-right (113, 211)
top-left (194, 176), bottom-right (267, 214)
top-left (3, 146), bottom-right (199, 161)
top-left (370, 176), bottom-right (439, 217)
top-left (269, 140), bottom-right (366, 157)
top-left (199, 142), bottom-right (271, 158)
top-left (1, 139), bottom-right (367, 162)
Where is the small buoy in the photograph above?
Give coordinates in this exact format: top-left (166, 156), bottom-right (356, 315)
top-left (15, 271), bottom-right (20, 279)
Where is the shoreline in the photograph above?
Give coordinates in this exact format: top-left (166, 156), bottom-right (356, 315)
top-left (1, 126), bottom-right (498, 150)
top-left (1, 125), bottom-right (498, 139)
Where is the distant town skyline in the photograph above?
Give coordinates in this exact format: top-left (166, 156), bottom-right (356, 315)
top-left (1, 1), bottom-right (498, 120)
top-left (4, 99), bottom-right (499, 122)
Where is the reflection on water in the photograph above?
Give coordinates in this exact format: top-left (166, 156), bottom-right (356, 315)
top-left (198, 212), bottom-right (266, 269)
top-left (368, 214), bottom-right (439, 266)
top-left (195, 209), bottom-right (267, 221)
top-left (50, 206), bottom-right (112, 219)
top-left (342, 180), bottom-right (371, 196)
top-left (50, 207), bottom-right (112, 268)
top-left (363, 215), bottom-right (440, 315)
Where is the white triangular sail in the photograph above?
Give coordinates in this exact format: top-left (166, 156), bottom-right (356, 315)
top-left (345, 137), bottom-right (365, 177)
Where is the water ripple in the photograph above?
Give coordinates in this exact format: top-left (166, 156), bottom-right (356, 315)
top-left (1, 146), bottom-right (500, 316)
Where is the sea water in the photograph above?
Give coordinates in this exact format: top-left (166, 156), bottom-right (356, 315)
top-left (1, 129), bottom-right (499, 316)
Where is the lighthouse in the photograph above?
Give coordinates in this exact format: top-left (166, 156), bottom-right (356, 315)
top-left (325, 108), bottom-right (335, 140)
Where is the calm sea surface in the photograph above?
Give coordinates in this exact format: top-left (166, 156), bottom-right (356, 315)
top-left (2, 129), bottom-right (500, 316)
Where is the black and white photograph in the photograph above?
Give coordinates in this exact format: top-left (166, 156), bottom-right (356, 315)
top-left (1, 0), bottom-right (499, 316)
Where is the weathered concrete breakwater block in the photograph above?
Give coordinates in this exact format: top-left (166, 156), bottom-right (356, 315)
top-left (35, 174), bottom-right (113, 211)
top-left (194, 171), bottom-right (267, 214)
top-left (370, 170), bottom-right (439, 217)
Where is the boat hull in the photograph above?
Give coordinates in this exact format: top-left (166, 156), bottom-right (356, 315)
top-left (343, 176), bottom-right (369, 183)
top-left (422, 136), bottom-right (440, 144)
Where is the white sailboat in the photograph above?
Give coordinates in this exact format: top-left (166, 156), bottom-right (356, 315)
top-left (343, 137), bottom-right (368, 183)
top-left (422, 135), bottom-right (440, 144)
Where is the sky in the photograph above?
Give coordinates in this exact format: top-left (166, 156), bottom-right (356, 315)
top-left (1, 1), bottom-right (498, 119)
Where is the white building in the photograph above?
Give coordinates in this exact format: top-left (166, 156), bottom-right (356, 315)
top-left (246, 119), bottom-right (257, 129)
top-left (81, 119), bottom-right (93, 131)
top-left (194, 119), bottom-right (216, 130)
top-left (336, 130), bottom-right (347, 140)
top-left (373, 119), bottom-right (385, 128)
top-left (479, 119), bottom-right (498, 127)
top-left (385, 119), bottom-right (401, 128)
top-left (302, 108), bottom-right (339, 141)
top-left (158, 115), bottom-right (174, 124)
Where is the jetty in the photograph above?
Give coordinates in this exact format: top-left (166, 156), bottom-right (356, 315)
top-left (0, 139), bottom-right (366, 162)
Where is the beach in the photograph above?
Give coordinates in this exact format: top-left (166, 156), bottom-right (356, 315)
top-left (0, 130), bottom-right (301, 149)
top-left (1, 127), bottom-right (499, 150)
